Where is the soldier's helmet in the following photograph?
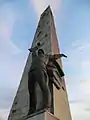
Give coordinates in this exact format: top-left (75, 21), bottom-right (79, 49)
top-left (37, 42), bottom-right (40, 46)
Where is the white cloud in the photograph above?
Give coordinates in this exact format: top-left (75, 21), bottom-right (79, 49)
top-left (71, 39), bottom-right (90, 51)
top-left (31, 0), bottom-right (61, 18)
top-left (64, 40), bottom-right (90, 69)
top-left (70, 77), bottom-right (90, 120)
top-left (70, 101), bottom-right (90, 120)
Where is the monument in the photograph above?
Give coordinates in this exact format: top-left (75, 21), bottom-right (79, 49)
top-left (8, 6), bottom-right (72, 120)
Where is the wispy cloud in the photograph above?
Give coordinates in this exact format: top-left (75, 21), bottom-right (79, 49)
top-left (70, 77), bottom-right (90, 120)
top-left (63, 40), bottom-right (90, 69)
top-left (70, 101), bottom-right (90, 120)
top-left (63, 39), bottom-right (90, 120)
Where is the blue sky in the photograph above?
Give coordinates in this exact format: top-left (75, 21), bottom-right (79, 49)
top-left (0, 0), bottom-right (90, 120)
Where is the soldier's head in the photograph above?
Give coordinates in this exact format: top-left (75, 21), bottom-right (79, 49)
top-left (38, 49), bottom-right (44, 55)
top-left (37, 42), bottom-right (40, 46)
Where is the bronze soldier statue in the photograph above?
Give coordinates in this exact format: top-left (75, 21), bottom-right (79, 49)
top-left (28, 43), bottom-right (51, 115)
top-left (28, 43), bottom-right (67, 115)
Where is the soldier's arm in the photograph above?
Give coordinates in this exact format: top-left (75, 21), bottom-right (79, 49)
top-left (54, 54), bottom-right (67, 59)
top-left (49, 54), bottom-right (67, 61)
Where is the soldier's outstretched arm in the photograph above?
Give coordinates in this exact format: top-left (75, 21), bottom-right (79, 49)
top-left (49, 54), bottom-right (67, 61)
top-left (54, 54), bottom-right (67, 60)
top-left (59, 54), bottom-right (67, 58)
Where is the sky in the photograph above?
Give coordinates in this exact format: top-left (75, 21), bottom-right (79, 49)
top-left (0, 0), bottom-right (90, 120)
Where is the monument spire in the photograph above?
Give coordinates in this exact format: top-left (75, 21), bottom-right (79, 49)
top-left (8, 6), bottom-right (72, 120)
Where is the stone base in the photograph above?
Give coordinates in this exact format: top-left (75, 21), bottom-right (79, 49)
top-left (21, 110), bottom-right (59, 120)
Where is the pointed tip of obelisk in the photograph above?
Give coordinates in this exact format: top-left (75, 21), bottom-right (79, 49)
top-left (45, 5), bottom-right (52, 12)
top-left (40, 5), bottom-right (53, 18)
top-left (47, 5), bottom-right (51, 9)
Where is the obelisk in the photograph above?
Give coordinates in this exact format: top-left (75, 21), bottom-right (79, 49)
top-left (8, 6), bottom-right (72, 120)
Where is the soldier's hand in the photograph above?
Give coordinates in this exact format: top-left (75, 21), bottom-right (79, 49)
top-left (61, 54), bottom-right (67, 58)
top-left (28, 48), bottom-right (32, 52)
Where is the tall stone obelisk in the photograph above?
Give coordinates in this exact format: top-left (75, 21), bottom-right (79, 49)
top-left (8, 6), bottom-right (72, 120)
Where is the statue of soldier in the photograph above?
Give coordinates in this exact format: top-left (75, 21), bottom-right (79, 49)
top-left (28, 43), bottom-right (51, 115)
top-left (28, 43), bottom-right (67, 115)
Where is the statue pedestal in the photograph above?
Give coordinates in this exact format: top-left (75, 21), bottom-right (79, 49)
top-left (22, 110), bottom-right (59, 120)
